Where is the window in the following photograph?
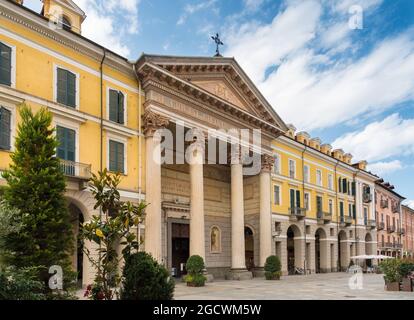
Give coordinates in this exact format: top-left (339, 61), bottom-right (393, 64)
top-left (304, 165), bottom-right (310, 183)
top-left (348, 203), bottom-right (352, 217)
top-left (273, 154), bottom-right (281, 174)
top-left (288, 159), bottom-right (295, 179)
top-left (0, 107), bottom-right (11, 150)
top-left (328, 174), bottom-right (333, 190)
top-left (0, 42), bottom-right (12, 86)
top-left (289, 189), bottom-right (301, 209)
top-left (353, 204), bottom-right (356, 219)
top-left (328, 199), bottom-right (333, 214)
top-left (109, 140), bottom-right (125, 173)
top-left (273, 185), bottom-right (281, 205)
top-left (342, 178), bottom-right (348, 194)
top-left (339, 201), bottom-right (344, 220)
top-left (351, 182), bottom-right (356, 196)
top-left (338, 177), bottom-right (342, 192)
top-left (210, 226), bottom-right (221, 253)
top-left (316, 196), bottom-right (323, 215)
top-left (364, 207), bottom-right (368, 225)
top-left (304, 192), bottom-right (310, 211)
top-left (108, 89), bottom-right (125, 124)
top-left (316, 169), bottom-right (322, 186)
top-left (56, 67), bottom-right (77, 108)
top-left (60, 16), bottom-right (72, 31)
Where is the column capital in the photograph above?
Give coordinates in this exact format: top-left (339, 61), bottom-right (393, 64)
top-left (142, 109), bottom-right (169, 137)
top-left (261, 154), bottom-right (274, 173)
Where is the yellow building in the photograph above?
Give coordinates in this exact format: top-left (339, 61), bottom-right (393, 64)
top-left (0, 0), bottom-right (384, 283)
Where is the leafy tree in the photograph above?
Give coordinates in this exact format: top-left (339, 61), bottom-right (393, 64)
top-left (120, 252), bottom-right (174, 300)
top-left (81, 169), bottom-right (146, 300)
top-left (0, 201), bottom-right (22, 266)
top-left (2, 104), bottom-right (76, 296)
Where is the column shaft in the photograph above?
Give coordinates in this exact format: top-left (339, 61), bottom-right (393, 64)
top-left (259, 168), bottom-right (272, 267)
top-left (231, 163), bottom-right (246, 269)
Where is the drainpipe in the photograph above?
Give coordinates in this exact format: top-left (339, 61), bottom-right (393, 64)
top-left (301, 145), bottom-right (307, 274)
top-left (353, 170), bottom-right (359, 257)
top-left (334, 160), bottom-right (339, 271)
top-left (99, 49), bottom-right (106, 174)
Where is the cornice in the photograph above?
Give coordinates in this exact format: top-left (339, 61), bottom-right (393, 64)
top-left (0, 1), bottom-right (134, 77)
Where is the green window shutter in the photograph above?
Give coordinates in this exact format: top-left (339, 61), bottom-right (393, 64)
top-left (352, 182), bottom-right (356, 196)
top-left (353, 205), bottom-right (356, 219)
top-left (290, 189), bottom-right (295, 209)
top-left (0, 43), bottom-right (12, 86)
top-left (339, 202), bottom-right (344, 217)
top-left (109, 90), bottom-right (118, 122)
top-left (56, 126), bottom-right (76, 161)
top-left (66, 71), bottom-right (76, 108)
top-left (296, 190), bottom-right (301, 208)
top-left (338, 178), bottom-right (342, 192)
top-left (57, 68), bottom-right (67, 105)
top-left (0, 107), bottom-right (11, 150)
top-left (109, 140), bottom-right (124, 173)
top-left (118, 92), bottom-right (124, 124)
top-left (342, 178), bottom-right (347, 194)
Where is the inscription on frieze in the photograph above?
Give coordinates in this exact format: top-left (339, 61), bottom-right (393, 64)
top-left (162, 177), bottom-right (223, 202)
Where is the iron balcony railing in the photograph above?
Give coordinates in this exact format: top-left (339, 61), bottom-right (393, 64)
top-left (394, 243), bottom-right (403, 249)
top-left (363, 193), bottom-right (372, 203)
top-left (366, 219), bottom-right (376, 229)
top-left (289, 207), bottom-right (306, 218)
top-left (380, 199), bottom-right (389, 208)
top-left (59, 160), bottom-right (92, 180)
top-left (392, 205), bottom-right (400, 213)
top-left (377, 222), bottom-right (385, 230)
top-left (387, 225), bottom-right (395, 233)
top-left (340, 215), bottom-right (353, 227)
top-left (396, 227), bottom-right (405, 235)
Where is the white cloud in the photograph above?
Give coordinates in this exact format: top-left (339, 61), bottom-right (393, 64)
top-left (243, 0), bottom-right (265, 12)
top-left (67, 0), bottom-right (141, 57)
top-left (367, 160), bottom-right (403, 175)
top-left (332, 114), bottom-right (414, 162)
top-left (177, 0), bottom-right (218, 25)
top-left (403, 200), bottom-right (414, 210)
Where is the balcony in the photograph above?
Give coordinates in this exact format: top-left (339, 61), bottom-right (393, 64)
top-left (340, 215), bottom-right (353, 227)
top-left (387, 225), bottom-right (395, 233)
top-left (366, 219), bottom-right (376, 230)
top-left (59, 160), bottom-right (91, 190)
top-left (317, 211), bottom-right (332, 225)
top-left (272, 227), bottom-right (282, 238)
top-left (383, 242), bottom-right (393, 249)
top-left (289, 207), bottom-right (306, 221)
top-left (363, 193), bottom-right (372, 203)
top-left (396, 227), bottom-right (405, 235)
top-left (392, 205), bottom-right (399, 213)
top-left (394, 243), bottom-right (403, 249)
top-left (377, 222), bottom-right (385, 230)
top-left (380, 200), bottom-right (389, 209)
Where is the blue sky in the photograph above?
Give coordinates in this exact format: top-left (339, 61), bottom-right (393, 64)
top-left (25, 0), bottom-right (414, 205)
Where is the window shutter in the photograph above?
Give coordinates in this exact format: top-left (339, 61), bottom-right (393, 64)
top-left (56, 126), bottom-right (66, 159)
top-left (296, 190), bottom-right (301, 208)
top-left (56, 126), bottom-right (76, 161)
top-left (67, 129), bottom-right (75, 161)
top-left (66, 71), bottom-right (76, 108)
top-left (109, 140), bottom-right (124, 173)
top-left (117, 142), bottom-right (124, 173)
top-left (290, 189), bottom-right (295, 209)
top-left (57, 68), bottom-right (67, 105)
top-left (109, 90), bottom-right (118, 122)
top-left (338, 178), bottom-right (342, 193)
top-left (352, 182), bottom-right (356, 196)
top-left (353, 205), bottom-right (356, 219)
top-left (118, 92), bottom-right (124, 124)
top-left (342, 178), bottom-right (347, 193)
top-left (0, 43), bottom-right (12, 86)
top-left (0, 107), bottom-right (11, 150)
top-left (109, 140), bottom-right (117, 172)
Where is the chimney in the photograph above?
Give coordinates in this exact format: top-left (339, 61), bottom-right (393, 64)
top-left (320, 144), bottom-right (332, 155)
top-left (309, 137), bottom-right (321, 151)
top-left (285, 124), bottom-right (296, 139)
top-left (295, 131), bottom-right (310, 145)
top-left (332, 149), bottom-right (345, 161)
top-left (343, 153), bottom-right (353, 164)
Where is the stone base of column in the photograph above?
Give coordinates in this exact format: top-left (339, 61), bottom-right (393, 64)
top-left (252, 267), bottom-right (265, 278)
top-left (226, 268), bottom-right (253, 280)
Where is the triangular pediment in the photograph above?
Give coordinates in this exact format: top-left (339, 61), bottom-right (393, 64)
top-left (52, 0), bottom-right (86, 20)
top-left (191, 79), bottom-right (258, 115)
top-left (135, 55), bottom-right (288, 134)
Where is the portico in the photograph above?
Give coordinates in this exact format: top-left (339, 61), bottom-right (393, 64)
top-left (135, 55), bottom-right (287, 278)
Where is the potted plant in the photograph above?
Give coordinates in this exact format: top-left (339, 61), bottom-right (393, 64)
top-left (379, 259), bottom-right (401, 291)
top-left (264, 255), bottom-right (282, 280)
top-left (398, 260), bottom-right (414, 292)
top-left (184, 255), bottom-right (206, 287)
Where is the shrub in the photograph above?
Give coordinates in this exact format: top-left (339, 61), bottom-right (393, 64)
top-left (398, 259), bottom-right (414, 278)
top-left (264, 255), bottom-right (282, 280)
top-left (185, 255), bottom-right (206, 287)
top-left (186, 255), bottom-right (205, 275)
top-left (380, 259), bottom-right (402, 283)
top-left (120, 252), bottom-right (174, 300)
top-left (0, 266), bottom-right (45, 300)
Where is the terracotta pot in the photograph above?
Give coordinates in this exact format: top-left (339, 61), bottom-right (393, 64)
top-left (385, 282), bottom-right (400, 291)
top-left (401, 278), bottom-right (413, 292)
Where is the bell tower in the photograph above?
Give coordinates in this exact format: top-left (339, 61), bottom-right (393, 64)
top-left (41, 0), bottom-right (86, 34)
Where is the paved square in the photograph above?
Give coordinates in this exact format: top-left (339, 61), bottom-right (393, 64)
top-left (174, 273), bottom-right (414, 300)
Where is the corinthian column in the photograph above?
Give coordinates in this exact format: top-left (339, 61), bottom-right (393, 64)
top-left (188, 138), bottom-right (206, 261)
top-left (228, 147), bottom-right (252, 280)
top-left (143, 110), bottom-right (169, 263)
top-left (259, 154), bottom-right (273, 268)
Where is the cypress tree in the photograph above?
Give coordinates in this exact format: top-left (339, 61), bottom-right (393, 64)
top-left (2, 104), bottom-right (75, 294)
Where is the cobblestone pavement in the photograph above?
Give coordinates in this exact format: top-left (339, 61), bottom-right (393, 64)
top-left (174, 273), bottom-right (414, 300)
